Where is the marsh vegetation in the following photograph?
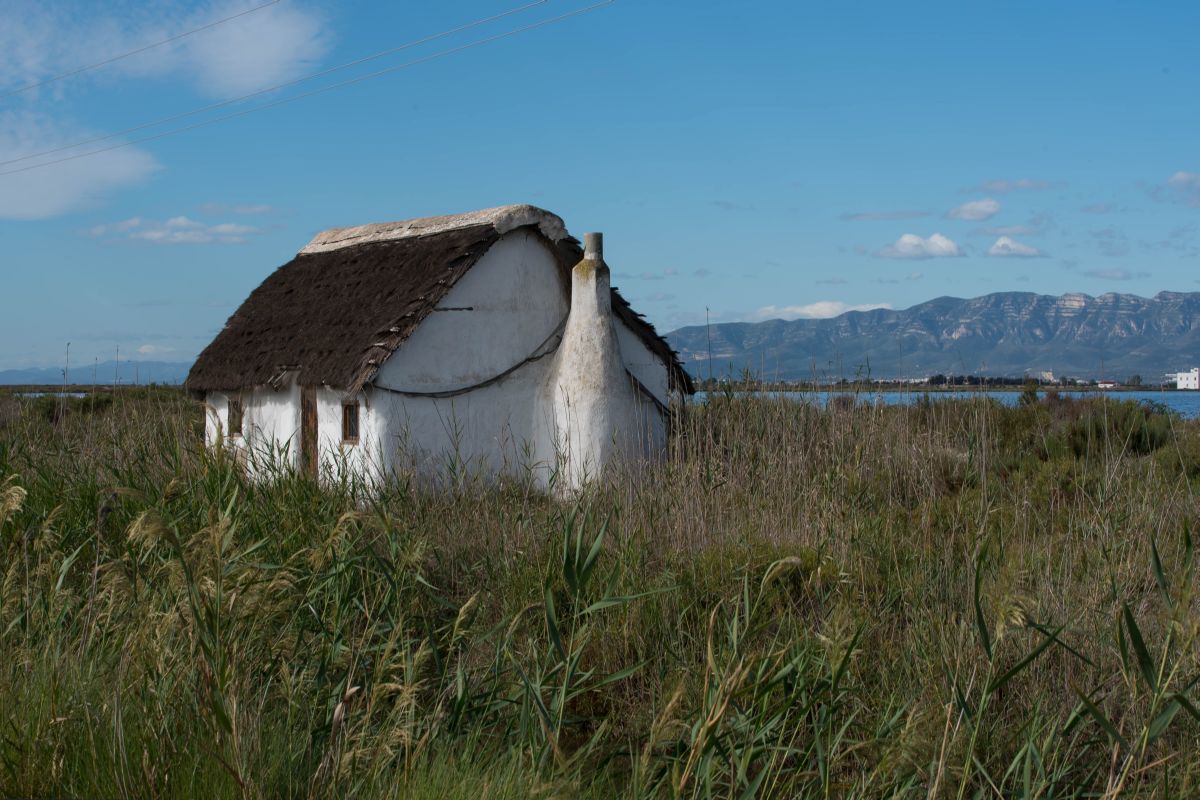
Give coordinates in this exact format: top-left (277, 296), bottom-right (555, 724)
top-left (1, 387), bottom-right (1198, 798)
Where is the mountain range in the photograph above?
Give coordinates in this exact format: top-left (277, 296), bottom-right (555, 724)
top-left (665, 291), bottom-right (1200, 381)
top-left (0, 360), bottom-right (192, 386)
top-left (5, 291), bottom-right (1198, 386)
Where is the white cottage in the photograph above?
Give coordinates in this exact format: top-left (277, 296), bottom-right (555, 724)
top-left (186, 204), bottom-right (693, 491)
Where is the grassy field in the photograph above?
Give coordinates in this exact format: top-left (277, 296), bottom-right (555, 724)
top-left (1, 387), bottom-right (1199, 798)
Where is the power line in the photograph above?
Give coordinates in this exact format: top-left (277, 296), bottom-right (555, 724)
top-left (0, 1), bottom-right (615, 178)
top-left (0, 0), bottom-right (549, 168)
top-left (0, 0), bottom-right (283, 100)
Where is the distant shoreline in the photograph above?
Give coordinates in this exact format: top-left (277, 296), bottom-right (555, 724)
top-left (2, 383), bottom-right (1193, 395)
top-left (0, 384), bottom-right (184, 393)
top-left (693, 383), bottom-right (1190, 394)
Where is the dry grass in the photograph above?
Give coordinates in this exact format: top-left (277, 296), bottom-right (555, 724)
top-left (0, 386), bottom-right (1198, 798)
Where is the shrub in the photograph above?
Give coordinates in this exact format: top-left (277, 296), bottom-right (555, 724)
top-left (30, 392), bottom-right (114, 424)
top-left (1066, 399), bottom-right (1172, 457)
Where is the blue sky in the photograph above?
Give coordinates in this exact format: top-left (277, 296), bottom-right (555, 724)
top-left (1, 0), bottom-right (1198, 370)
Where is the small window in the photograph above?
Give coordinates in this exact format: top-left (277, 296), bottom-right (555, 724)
top-left (228, 396), bottom-right (243, 437)
top-left (342, 402), bottom-right (360, 443)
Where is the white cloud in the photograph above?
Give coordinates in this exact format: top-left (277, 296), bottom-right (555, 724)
top-left (979, 178), bottom-right (1051, 193)
top-left (180, 2), bottom-right (330, 96)
top-left (1167, 171), bottom-right (1200, 189)
top-left (629, 268), bottom-right (687, 281)
top-left (839, 210), bottom-right (929, 221)
top-left (1091, 226), bottom-right (1129, 257)
top-left (0, 1), bottom-right (329, 99)
top-left (947, 198), bottom-right (1001, 221)
top-left (199, 202), bottom-right (274, 215)
top-left (988, 236), bottom-right (1043, 258)
top-left (1083, 269), bottom-right (1150, 281)
top-left (0, 0), bottom-right (326, 219)
top-left (1166, 171), bottom-right (1200, 207)
top-left (137, 344), bottom-right (176, 355)
top-left (90, 215), bottom-right (260, 244)
top-left (750, 301), bottom-right (892, 321)
top-left (212, 221), bottom-right (260, 236)
top-left (973, 224), bottom-right (1036, 237)
top-left (877, 232), bottom-right (962, 259)
top-left (0, 112), bottom-right (158, 219)
top-left (89, 216), bottom-right (143, 235)
top-left (0, 6), bottom-right (58, 94)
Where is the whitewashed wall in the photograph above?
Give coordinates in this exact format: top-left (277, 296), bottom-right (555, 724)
top-left (204, 385), bottom-right (299, 472)
top-left (377, 233), bottom-right (569, 392)
top-left (204, 391), bottom-right (229, 445)
top-left (370, 230), bottom-right (569, 484)
top-left (614, 329), bottom-right (670, 456)
top-left (614, 323), bottom-right (670, 406)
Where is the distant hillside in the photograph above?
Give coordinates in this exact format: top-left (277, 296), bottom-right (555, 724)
top-left (0, 360), bottom-right (192, 386)
top-left (666, 291), bottom-right (1200, 381)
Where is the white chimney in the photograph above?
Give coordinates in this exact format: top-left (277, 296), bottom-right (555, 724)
top-left (584, 231), bottom-right (603, 261)
top-left (546, 231), bottom-right (641, 492)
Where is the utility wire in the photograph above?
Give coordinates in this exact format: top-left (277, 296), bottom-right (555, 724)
top-left (0, 1), bottom-right (614, 178)
top-left (0, 0), bottom-right (283, 100)
top-left (0, 0), bottom-right (549, 168)
top-left (374, 316), bottom-right (567, 398)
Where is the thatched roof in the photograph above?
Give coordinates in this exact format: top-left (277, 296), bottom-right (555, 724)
top-left (186, 204), bottom-right (693, 396)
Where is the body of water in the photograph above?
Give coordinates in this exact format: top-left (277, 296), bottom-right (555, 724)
top-left (13, 392), bottom-right (89, 399)
top-left (696, 390), bottom-right (1200, 419)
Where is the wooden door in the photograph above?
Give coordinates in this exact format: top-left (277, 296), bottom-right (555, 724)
top-left (301, 386), bottom-right (317, 478)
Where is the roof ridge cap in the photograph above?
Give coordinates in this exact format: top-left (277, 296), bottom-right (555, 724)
top-left (299, 204), bottom-right (567, 254)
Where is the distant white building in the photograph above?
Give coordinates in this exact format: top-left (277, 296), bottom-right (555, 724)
top-left (1176, 368), bottom-right (1200, 390)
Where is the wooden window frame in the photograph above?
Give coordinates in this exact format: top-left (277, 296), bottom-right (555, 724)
top-left (228, 395), bottom-right (244, 438)
top-left (341, 401), bottom-right (360, 445)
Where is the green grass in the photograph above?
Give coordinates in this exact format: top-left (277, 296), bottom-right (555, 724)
top-left (1, 387), bottom-right (1199, 798)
